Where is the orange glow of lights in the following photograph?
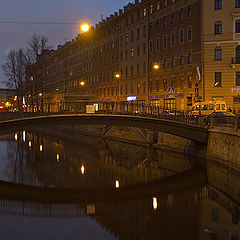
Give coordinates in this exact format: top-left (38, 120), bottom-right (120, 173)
top-left (56, 154), bottom-right (60, 162)
top-left (80, 81), bottom-right (85, 86)
top-left (80, 23), bottom-right (90, 32)
top-left (115, 180), bottom-right (120, 189)
top-left (115, 74), bottom-right (120, 78)
top-left (28, 141), bottom-right (32, 148)
top-left (153, 197), bottom-right (158, 210)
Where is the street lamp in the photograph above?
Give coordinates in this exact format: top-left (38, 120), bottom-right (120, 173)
top-left (80, 23), bottom-right (90, 33)
top-left (80, 81), bottom-right (85, 86)
top-left (115, 73), bottom-right (120, 78)
top-left (153, 64), bottom-right (160, 70)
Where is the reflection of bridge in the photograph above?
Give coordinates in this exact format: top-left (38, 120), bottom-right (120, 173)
top-left (0, 114), bottom-right (209, 144)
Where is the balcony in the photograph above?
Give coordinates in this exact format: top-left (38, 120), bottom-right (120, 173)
top-left (231, 58), bottom-right (240, 70)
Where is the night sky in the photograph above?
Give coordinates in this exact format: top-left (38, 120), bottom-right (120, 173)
top-left (0, 0), bottom-right (132, 87)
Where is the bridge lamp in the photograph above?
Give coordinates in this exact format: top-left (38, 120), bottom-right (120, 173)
top-left (80, 23), bottom-right (90, 33)
top-left (153, 197), bottom-right (158, 210)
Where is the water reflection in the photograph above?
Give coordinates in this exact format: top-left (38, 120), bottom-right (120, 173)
top-left (0, 128), bottom-right (238, 239)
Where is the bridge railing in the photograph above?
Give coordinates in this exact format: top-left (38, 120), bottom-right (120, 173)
top-left (0, 101), bottom-right (240, 131)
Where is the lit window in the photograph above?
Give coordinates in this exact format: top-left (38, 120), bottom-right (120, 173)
top-left (143, 8), bottom-right (147, 17)
top-left (157, 1), bottom-right (161, 10)
top-left (150, 5), bottom-right (153, 14)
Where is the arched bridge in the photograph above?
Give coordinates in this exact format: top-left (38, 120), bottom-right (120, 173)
top-left (0, 114), bottom-right (209, 144)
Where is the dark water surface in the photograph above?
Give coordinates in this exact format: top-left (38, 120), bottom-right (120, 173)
top-left (0, 127), bottom-right (239, 240)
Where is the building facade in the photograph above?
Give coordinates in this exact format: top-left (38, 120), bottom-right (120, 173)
top-left (27, 0), bottom-right (240, 112)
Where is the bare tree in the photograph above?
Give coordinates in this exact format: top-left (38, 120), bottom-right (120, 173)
top-left (27, 34), bottom-right (50, 62)
top-left (2, 48), bottom-right (27, 110)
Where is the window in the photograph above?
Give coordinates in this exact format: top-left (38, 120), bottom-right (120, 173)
top-left (187, 27), bottom-right (192, 40)
top-left (214, 46), bottom-right (222, 60)
top-left (171, 12), bottom-right (176, 24)
top-left (150, 5), bottom-right (153, 14)
top-left (137, 28), bottom-right (140, 39)
top-left (156, 19), bottom-right (160, 30)
top-left (131, 31), bottom-right (134, 41)
top-left (163, 35), bottom-right (168, 48)
top-left (180, 76), bottom-right (184, 89)
top-left (131, 15), bottom-right (134, 24)
top-left (171, 33), bottom-right (176, 45)
top-left (236, 45), bottom-right (240, 60)
top-left (164, 57), bottom-right (168, 69)
top-left (172, 55), bottom-right (176, 68)
top-left (215, 72), bottom-right (222, 87)
top-left (171, 78), bottom-right (175, 88)
top-left (180, 8), bottom-right (184, 21)
top-left (164, 16), bottom-right (168, 27)
top-left (149, 22), bottom-right (153, 33)
top-left (125, 84), bottom-right (128, 95)
top-left (188, 75), bottom-right (192, 88)
top-left (188, 52), bottom-right (192, 64)
top-left (157, 1), bottom-right (161, 10)
top-left (125, 33), bottom-right (129, 43)
top-left (215, 0), bottom-right (222, 10)
top-left (149, 40), bottom-right (153, 52)
top-left (214, 21), bottom-right (222, 34)
top-left (137, 83), bottom-right (140, 94)
top-left (156, 80), bottom-right (160, 92)
top-left (125, 67), bottom-right (128, 77)
top-left (143, 25), bottom-right (146, 37)
top-left (188, 5), bottom-right (192, 16)
top-left (148, 81), bottom-right (152, 92)
top-left (143, 8), bottom-right (147, 17)
top-left (236, 71), bottom-right (240, 86)
top-left (235, 19), bottom-right (240, 33)
top-left (143, 62), bottom-right (146, 74)
top-left (143, 43), bottom-right (146, 54)
top-left (164, 0), bottom-right (168, 6)
top-left (143, 82), bottom-right (146, 93)
top-left (131, 65), bottom-right (134, 76)
top-left (236, 0), bottom-right (240, 8)
top-left (180, 29), bottom-right (185, 42)
top-left (137, 46), bottom-right (140, 56)
top-left (180, 53), bottom-right (184, 65)
top-left (164, 79), bottom-right (167, 91)
top-left (156, 39), bottom-right (160, 50)
top-left (131, 48), bottom-right (134, 57)
top-left (212, 209), bottom-right (219, 222)
top-left (120, 51), bottom-right (123, 61)
top-left (137, 64), bottom-right (140, 75)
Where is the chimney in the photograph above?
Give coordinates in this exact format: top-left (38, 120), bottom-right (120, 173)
top-left (135, 0), bottom-right (139, 4)
top-left (119, 9), bottom-right (123, 15)
top-left (114, 12), bottom-right (118, 17)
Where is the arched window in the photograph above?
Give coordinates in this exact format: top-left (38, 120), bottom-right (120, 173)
top-left (214, 46), bottom-right (222, 60)
top-left (180, 53), bottom-right (184, 66)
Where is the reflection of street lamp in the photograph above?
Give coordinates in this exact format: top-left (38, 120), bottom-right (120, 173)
top-left (115, 73), bottom-right (120, 79)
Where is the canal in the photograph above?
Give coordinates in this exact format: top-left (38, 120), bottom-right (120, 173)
top-left (0, 126), bottom-right (238, 240)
